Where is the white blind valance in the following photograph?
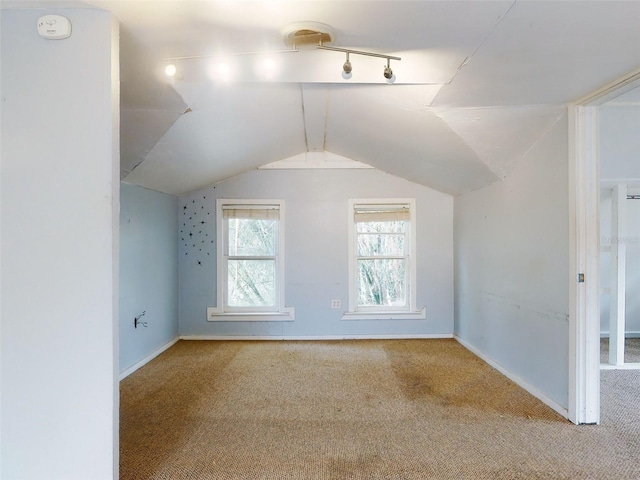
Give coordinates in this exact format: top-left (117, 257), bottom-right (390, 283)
top-left (354, 204), bottom-right (410, 223)
top-left (223, 205), bottom-right (280, 220)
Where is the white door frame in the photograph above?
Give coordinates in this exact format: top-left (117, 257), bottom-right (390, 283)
top-left (568, 68), bottom-right (640, 424)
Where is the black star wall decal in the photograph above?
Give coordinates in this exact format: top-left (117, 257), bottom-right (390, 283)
top-left (180, 194), bottom-right (215, 266)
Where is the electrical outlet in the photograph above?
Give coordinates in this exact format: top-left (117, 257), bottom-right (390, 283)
top-left (331, 299), bottom-right (341, 309)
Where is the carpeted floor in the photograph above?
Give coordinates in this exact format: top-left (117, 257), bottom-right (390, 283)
top-left (120, 339), bottom-right (640, 479)
top-left (600, 337), bottom-right (640, 364)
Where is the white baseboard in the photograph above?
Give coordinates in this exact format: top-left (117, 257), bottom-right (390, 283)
top-left (600, 331), bottom-right (640, 338)
top-left (119, 337), bottom-right (180, 381)
top-left (454, 335), bottom-right (569, 419)
top-left (600, 362), bottom-right (640, 370)
top-left (180, 333), bottom-right (453, 341)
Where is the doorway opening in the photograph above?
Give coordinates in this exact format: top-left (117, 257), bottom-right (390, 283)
top-left (598, 91), bottom-right (640, 370)
top-left (570, 67), bottom-right (640, 425)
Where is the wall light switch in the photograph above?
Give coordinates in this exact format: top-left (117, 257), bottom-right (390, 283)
top-left (331, 300), bottom-right (341, 309)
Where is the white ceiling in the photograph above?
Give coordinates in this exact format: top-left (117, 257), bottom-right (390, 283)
top-left (8, 1), bottom-right (640, 195)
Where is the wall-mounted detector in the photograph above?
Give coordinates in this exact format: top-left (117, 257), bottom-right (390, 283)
top-left (37, 15), bottom-right (72, 40)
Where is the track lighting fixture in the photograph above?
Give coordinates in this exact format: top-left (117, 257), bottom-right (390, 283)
top-left (317, 45), bottom-right (400, 82)
top-left (162, 23), bottom-right (401, 83)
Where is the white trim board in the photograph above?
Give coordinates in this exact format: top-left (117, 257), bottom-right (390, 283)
top-left (180, 334), bottom-right (453, 341)
top-left (600, 331), bottom-right (640, 338)
top-left (454, 335), bottom-right (569, 420)
top-left (207, 307), bottom-right (295, 322)
top-left (568, 104), bottom-right (601, 425)
top-left (259, 152), bottom-right (374, 170)
top-left (574, 66), bottom-right (640, 105)
top-left (600, 363), bottom-right (640, 371)
top-left (119, 337), bottom-right (179, 381)
top-left (341, 307), bottom-right (426, 321)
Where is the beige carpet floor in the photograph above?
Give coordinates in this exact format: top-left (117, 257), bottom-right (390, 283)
top-left (120, 339), bottom-right (640, 479)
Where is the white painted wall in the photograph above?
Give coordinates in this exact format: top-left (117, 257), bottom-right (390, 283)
top-left (454, 113), bottom-right (570, 411)
top-left (1, 9), bottom-right (119, 480)
top-left (179, 169), bottom-right (453, 337)
top-left (120, 184), bottom-right (179, 374)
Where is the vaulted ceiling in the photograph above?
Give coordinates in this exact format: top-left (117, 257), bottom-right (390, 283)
top-left (18, 1), bottom-right (640, 195)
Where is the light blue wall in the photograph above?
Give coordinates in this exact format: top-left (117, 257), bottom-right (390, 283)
top-left (599, 105), bottom-right (640, 180)
top-left (454, 113), bottom-right (570, 410)
top-left (120, 184), bottom-right (179, 372)
top-left (179, 169), bottom-right (453, 337)
top-left (1, 9), bottom-right (119, 479)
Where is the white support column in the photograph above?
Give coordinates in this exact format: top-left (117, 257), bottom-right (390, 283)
top-left (568, 105), bottom-right (601, 424)
top-left (609, 184), bottom-right (627, 365)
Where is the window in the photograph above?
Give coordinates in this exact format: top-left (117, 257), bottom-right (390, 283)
top-left (355, 203), bottom-right (410, 309)
top-left (208, 199), bottom-right (294, 321)
top-left (343, 199), bottom-right (425, 320)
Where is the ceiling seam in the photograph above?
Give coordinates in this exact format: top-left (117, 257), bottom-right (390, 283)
top-left (300, 84), bottom-right (310, 152)
top-left (122, 106), bottom-right (189, 179)
top-left (429, 111), bottom-right (501, 183)
top-left (323, 87), bottom-right (330, 151)
top-left (455, 0), bottom-right (517, 75)
top-left (508, 110), bottom-right (566, 175)
top-left (432, 0), bottom-right (517, 106)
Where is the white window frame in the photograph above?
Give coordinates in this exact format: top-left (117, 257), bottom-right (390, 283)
top-left (208, 199), bottom-right (294, 322)
top-left (342, 198), bottom-right (425, 320)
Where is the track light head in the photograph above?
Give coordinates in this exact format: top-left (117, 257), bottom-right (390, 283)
top-left (383, 58), bottom-right (393, 80)
top-left (341, 52), bottom-right (353, 80)
top-left (164, 64), bottom-right (177, 77)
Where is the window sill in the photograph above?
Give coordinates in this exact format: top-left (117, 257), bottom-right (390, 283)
top-left (207, 307), bottom-right (295, 322)
top-left (341, 307), bottom-right (426, 321)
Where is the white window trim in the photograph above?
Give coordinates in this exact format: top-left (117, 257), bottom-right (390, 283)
top-left (342, 198), bottom-right (425, 321)
top-left (208, 199), bottom-right (294, 322)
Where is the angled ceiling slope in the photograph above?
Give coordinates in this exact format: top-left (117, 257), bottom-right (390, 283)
top-left (10, 1), bottom-right (639, 196)
top-left (113, 0), bottom-right (518, 195)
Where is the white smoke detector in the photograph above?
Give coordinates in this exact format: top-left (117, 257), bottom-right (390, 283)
top-left (37, 15), bottom-right (72, 40)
